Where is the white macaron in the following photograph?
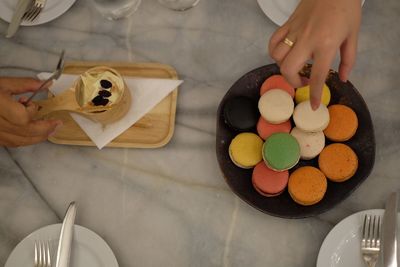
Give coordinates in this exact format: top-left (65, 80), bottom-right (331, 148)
top-left (290, 127), bottom-right (325, 160)
top-left (258, 89), bottom-right (294, 124)
top-left (293, 100), bottom-right (330, 132)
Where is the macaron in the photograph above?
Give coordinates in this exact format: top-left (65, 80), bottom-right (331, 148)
top-left (223, 96), bottom-right (259, 131)
top-left (324, 104), bottom-right (358, 142)
top-left (229, 133), bottom-right (264, 169)
top-left (290, 127), bottom-right (325, 160)
top-left (262, 132), bottom-right (300, 171)
top-left (260, 75), bottom-right (295, 98)
top-left (256, 117), bottom-right (291, 140)
top-left (288, 166), bottom-right (328, 206)
top-left (252, 161), bottom-right (289, 197)
top-left (258, 89), bottom-right (294, 124)
top-left (293, 100), bottom-right (330, 132)
top-left (295, 84), bottom-right (331, 106)
top-left (318, 143), bottom-right (358, 182)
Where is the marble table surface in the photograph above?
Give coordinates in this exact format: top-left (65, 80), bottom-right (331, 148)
top-left (1, 0), bottom-right (400, 266)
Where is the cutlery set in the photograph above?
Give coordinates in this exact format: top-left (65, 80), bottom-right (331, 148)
top-left (362, 192), bottom-right (398, 267)
top-left (35, 202), bottom-right (76, 267)
top-left (5, 0), bottom-right (47, 38)
top-left (32, 195), bottom-right (398, 266)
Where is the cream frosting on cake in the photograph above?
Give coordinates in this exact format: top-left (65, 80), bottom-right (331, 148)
top-left (77, 70), bottom-right (124, 108)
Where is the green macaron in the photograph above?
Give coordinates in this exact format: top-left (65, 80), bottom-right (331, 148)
top-left (263, 132), bottom-right (300, 171)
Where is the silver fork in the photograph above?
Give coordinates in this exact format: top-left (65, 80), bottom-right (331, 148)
top-left (361, 214), bottom-right (381, 267)
top-left (22, 0), bottom-right (46, 22)
top-left (23, 49), bottom-right (65, 106)
top-left (34, 240), bottom-right (51, 267)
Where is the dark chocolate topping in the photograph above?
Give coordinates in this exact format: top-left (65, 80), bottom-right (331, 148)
top-left (92, 95), bottom-right (109, 106)
top-left (100, 79), bottom-right (112, 89)
top-left (99, 90), bottom-right (112, 97)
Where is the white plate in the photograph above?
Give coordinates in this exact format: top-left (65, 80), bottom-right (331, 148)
top-left (5, 224), bottom-right (119, 267)
top-left (317, 209), bottom-right (400, 267)
top-left (0, 0), bottom-right (76, 26)
top-left (257, 0), bottom-right (365, 26)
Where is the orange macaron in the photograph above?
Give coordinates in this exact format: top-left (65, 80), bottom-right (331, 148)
top-left (260, 75), bottom-right (295, 98)
top-left (288, 166), bottom-right (327, 206)
top-left (318, 143), bottom-right (358, 182)
top-left (324, 104), bottom-right (358, 142)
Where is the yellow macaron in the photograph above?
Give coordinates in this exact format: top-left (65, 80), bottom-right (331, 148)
top-left (229, 133), bottom-right (263, 169)
top-left (295, 84), bottom-right (331, 106)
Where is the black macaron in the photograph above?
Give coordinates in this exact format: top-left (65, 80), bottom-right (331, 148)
top-left (223, 96), bottom-right (259, 131)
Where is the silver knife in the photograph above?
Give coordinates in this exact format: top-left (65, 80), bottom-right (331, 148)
top-left (56, 201), bottom-right (77, 267)
top-left (383, 192), bottom-right (398, 267)
top-left (5, 0), bottom-right (31, 38)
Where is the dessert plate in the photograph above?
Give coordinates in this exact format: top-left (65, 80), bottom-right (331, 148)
top-left (0, 0), bottom-right (76, 26)
top-left (5, 224), bottom-right (118, 267)
top-left (257, 0), bottom-right (365, 26)
top-left (216, 64), bottom-right (375, 218)
top-left (317, 209), bottom-right (399, 267)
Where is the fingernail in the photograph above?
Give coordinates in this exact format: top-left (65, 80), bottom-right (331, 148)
top-left (49, 121), bottom-right (63, 137)
top-left (311, 101), bottom-right (319, 111)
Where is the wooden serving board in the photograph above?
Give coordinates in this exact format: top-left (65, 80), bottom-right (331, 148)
top-left (46, 61), bottom-right (179, 148)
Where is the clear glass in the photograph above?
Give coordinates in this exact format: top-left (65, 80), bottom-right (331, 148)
top-left (158, 0), bottom-right (201, 11)
top-left (91, 0), bottom-right (142, 20)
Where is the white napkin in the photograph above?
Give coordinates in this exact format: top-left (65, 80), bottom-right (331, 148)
top-left (37, 73), bottom-right (183, 149)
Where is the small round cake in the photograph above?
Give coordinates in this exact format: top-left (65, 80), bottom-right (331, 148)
top-left (324, 104), bottom-right (358, 142)
top-left (229, 133), bottom-right (264, 169)
top-left (295, 84), bottom-right (331, 106)
top-left (256, 117), bottom-right (291, 140)
top-left (260, 75), bottom-right (295, 98)
top-left (318, 143), bottom-right (358, 182)
top-left (288, 166), bottom-right (327, 206)
top-left (262, 132), bottom-right (300, 171)
top-left (252, 161), bottom-right (289, 197)
top-left (223, 96), bottom-right (259, 132)
top-left (290, 127), bottom-right (325, 160)
top-left (76, 68), bottom-right (125, 109)
top-left (74, 66), bottom-right (131, 125)
top-left (258, 89), bottom-right (294, 124)
top-left (293, 100), bottom-right (330, 132)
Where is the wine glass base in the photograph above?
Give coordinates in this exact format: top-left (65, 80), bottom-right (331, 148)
top-left (158, 0), bottom-right (200, 11)
top-left (92, 0), bottom-right (142, 20)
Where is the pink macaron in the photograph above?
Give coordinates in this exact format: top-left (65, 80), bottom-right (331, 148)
top-left (256, 117), bottom-right (292, 140)
top-left (252, 161), bottom-right (289, 197)
top-left (260, 75), bottom-right (295, 98)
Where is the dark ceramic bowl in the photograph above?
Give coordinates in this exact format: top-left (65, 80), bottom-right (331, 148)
top-left (216, 64), bottom-right (375, 218)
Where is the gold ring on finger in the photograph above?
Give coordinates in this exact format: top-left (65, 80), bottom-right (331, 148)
top-left (283, 37), bottom-right (295, 47)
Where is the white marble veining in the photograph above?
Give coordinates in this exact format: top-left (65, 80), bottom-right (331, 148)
top-left (0, 0), bottom-right (400, 266)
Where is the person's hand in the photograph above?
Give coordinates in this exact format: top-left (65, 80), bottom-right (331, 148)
top-left (268, 0), bottom-right (361, 109)
top-left (0, 77), bottom-right (62, 147)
